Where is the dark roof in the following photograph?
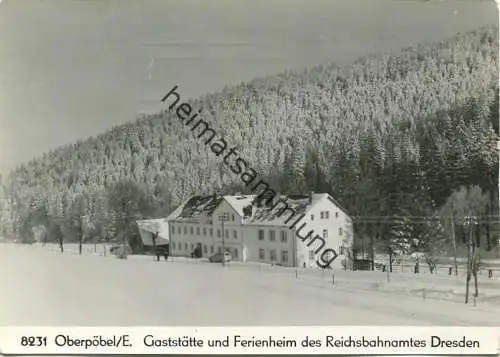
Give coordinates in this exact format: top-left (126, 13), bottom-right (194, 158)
top-left (178, 194), bottom-right (223, 219)
top-left (247, 195), bottom-right (310, 225)
top-left (169, 192), bottom-right (349, 225)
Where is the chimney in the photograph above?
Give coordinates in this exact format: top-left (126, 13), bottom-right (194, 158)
top-left (243, 205), bottom-right (253, 218)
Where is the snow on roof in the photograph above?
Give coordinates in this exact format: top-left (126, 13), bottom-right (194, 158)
top-left (165, 199), bottom-right (189, 221)
top-left (136, 218), bottom-right (164, 232)
top-left (137, 218), bottom-right (169, 233)
top-left (136, 218), bottom-right (169, 241)
top-left (246, 195), bottom-right (311, 226)
top-left (326, 194), bottom-right (351, 217)
top-left (166, 192), bottom-right (348, 226)
top-left (176, 194), bottom-right (224, 220)
top-left (223, 195), bottom-right (256, 216)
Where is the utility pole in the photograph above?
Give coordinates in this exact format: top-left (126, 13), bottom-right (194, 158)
top-left (451, 215), bottom-right (458, 276)
top-left (464, 214), bottom-right (471, 304)
top-left (218, 213), bottom-right (229, 266)
top-left (471, 216), bottom-right (480, 300)
top-left (152, 231), bottom-right (158, 261)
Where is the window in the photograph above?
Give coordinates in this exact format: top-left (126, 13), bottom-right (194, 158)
top-left (335, 212), bottom-right (339, 218)
top-left (325, 211), bottom-right (330, 219)
top-left (233, 248), bottom-right (238, 258)
top-left (232, 214), bottom-right (235, 221)
top-left (258, 229), bottom-right (264, 240)
top-left (309, 250), bottom-right (315, 260)
top-left (209, 228), bottom-right (213, 236)
top-left (172, 242), bottom-right (176, 250)
top-left (210, 245), bottom-right (214, 254)
top-left (311, 214), bottom-right (314, 220)
top-left (339, 227), bottom-right (343, 236)
top-left (339, 246), bottom-right (345, 255)
top-left (269, 230), bottom-right (276, 242)
top-left (177, 226), bottom-right (181, 234)
top-left (190, 243), bottom-right (194, 250)
top-left (217, 229), bottom-right (221, 238)
top-left (270, 249), bottom-right (277, 262)
top-left (196, 227), bottom-right (200, 235)
top-left (190, 227), bottom-right (194, 235)
top-left (320, 212), bottom-right (324, 219)
top-left (203, 245), bottom-right (208, 254)
top-left (281, 250), bottom-right (288, 263)
top-left (203, 227), bottom-right (207, 236)
top-left (323, 229), bottom-right (328, 239)
top-left (183, 226), bottom-right (187, 234)
top-left (233, 230), bottom-right (237, 239)
top-left (225, 229), bottom-right (229, 238)
top-left (280, 231), bottom-right (287, 243)
top-left (259, 249), bottom-right (265, 260)
top-left (218, 246), bottom-right (222, 253)
top-left (184, 243), bottom-right (188, 250)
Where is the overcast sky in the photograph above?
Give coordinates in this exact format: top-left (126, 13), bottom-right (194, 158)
top-left (0, 0), bottom-right (497, 175)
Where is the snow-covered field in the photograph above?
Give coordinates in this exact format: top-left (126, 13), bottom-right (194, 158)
top-left (1, 243), bottom-right (500, 326)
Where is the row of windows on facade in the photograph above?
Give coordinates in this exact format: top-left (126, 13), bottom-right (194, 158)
top-left (312, 211), bottom-right (339, 220)
top-left (259, 248), bottom-right (289, 263)
top-left (170, 242), bottom-right (290, 263)
top-left (172, 225), bottom-right (292, 243)
top-left (258, 227), bottom-right (343, 241)
top-left (171, 225), bottom-right (239, 239)
top-left (171, 242), bottom-right (239, 257)
top-left (171, 225), bottom-right (343, 241)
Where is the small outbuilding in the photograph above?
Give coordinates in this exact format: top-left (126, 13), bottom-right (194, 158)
top-left (136, 218), bottom-right (170, 260)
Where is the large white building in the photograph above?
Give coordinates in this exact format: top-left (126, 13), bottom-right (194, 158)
top-left (163, 192), bottom-right (353, 269)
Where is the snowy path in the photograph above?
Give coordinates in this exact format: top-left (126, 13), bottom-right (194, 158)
top-left (1, 244), bottom-right (499, 326)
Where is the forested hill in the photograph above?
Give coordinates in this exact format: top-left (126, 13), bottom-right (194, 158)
top-left (0, 26), bottom-right (498, 255)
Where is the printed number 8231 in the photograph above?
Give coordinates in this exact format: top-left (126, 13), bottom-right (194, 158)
top-left (21, 336), bottom-right (47, 347)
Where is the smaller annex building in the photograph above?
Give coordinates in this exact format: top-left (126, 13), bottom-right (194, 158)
top-left (136, 218), bottom-right (169, 247)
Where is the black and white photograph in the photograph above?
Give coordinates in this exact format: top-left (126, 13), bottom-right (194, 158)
top-left (0, 0), bottom-right (499, 328)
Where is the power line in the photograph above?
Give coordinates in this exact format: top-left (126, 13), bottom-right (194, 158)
top-left (352, 220), bottom-right (499, 224)
top-left (352, 215), bottom-right (500, 219)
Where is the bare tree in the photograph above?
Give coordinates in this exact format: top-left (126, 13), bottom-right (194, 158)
top-left (465, 214), bottom-right (480, 304)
